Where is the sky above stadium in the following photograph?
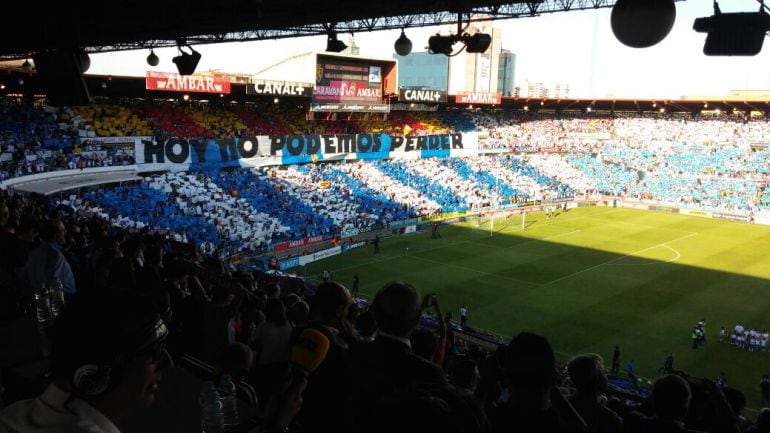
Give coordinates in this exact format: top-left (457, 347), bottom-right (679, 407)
top-left (88, 0), bottom-right (770, 100)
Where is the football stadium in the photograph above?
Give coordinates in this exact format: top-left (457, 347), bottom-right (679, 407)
top-left (3, 1), bottom-right (770, 432)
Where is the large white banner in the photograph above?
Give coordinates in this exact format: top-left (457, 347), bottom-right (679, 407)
top-left (134, 132), bottom-right (479, 170)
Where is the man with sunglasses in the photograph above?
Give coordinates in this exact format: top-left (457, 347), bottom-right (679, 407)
top-left (0, 291), bottom-right (173, 433)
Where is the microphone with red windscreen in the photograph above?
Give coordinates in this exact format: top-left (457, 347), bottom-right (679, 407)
top-left (289, 328), bottom-right (331, 376)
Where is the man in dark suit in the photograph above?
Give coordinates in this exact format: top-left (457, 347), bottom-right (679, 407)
top-left (350, 281), bottom-right (448, 431)
top-left (293, 281), bottom-right (354, 433)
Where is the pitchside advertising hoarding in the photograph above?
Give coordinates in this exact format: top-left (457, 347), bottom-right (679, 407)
top-left (312, 56), bottom-right (392, 112)
top-left (145, 72), bottom-right (231, 94)
top-left (133, 132), bottom-right (479, 170)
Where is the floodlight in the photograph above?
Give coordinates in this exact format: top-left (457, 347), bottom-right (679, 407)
top-left (147, 49), bottom-right (160, 67)
top-left (463, 32), bottom-right (492, 53)
top-left (694, 3), bottom-right (770, 56)
top-left (394, 29), bottom-right (413, 56)
top-left (172, 45), bottom-right (201, 75)
top-left (326, 32), bottom-right (347, 53)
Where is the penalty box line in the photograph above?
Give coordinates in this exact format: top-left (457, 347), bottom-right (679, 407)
top-left (539, 232), bottom-right (699, 287)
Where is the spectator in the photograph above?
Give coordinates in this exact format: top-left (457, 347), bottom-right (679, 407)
top-left (567, 353), bottom-right (622, 433)
top-left (22, 218), bottom-right (76, 295)
top-left (627, 359), bottom-right (636, 385)
top-left (350, 281), bottom-right (447, 430)
top-left (625, 374), bottom-right (691, 433)
top-left (450, 359), bottom-right (488, 431)
top-left (294, 281), bottom-right (354, 433)
top-left (490, 331), bottom-right (586, 433)
top-left (252, 298), bottom-right (293, 403)
top-left (0, 292), bottom-right (172, 432)
top-left (723, 387), bottom-right (752, 433)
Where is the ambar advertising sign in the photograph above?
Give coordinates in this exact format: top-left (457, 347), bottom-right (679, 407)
top-left (145, 72), bottom-right (231, 94)
top-left (455, 91), bottom-right (502, 105)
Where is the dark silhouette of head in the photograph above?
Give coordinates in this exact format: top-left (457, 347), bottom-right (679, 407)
top-left (567, 353), bottom-right (608, 394)
top-left (217, 342), bottom-right (254, 383)
top-left (505, 332), bottom-right (555, 398)
top-left (372, 281), bottom-right (421, 337)
top-left (265, 298), bottom-right (287, 325)
top-left (652, 374), bottom-right (691, 422)
top-left (310, 281), bottom-right (351, 326)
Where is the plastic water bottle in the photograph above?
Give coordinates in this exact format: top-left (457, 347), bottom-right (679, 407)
top-left (218, 374), bottom-right (239, 429)
top-left (48, 278), bottom-right (65, 319)
top-left (34, 285), bottom-right (52, 326)
top-left (199, 381), bottom-right (223, 433)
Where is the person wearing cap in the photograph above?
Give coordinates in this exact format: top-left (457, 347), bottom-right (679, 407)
top-left (0, 291), bottom-right (173, 433)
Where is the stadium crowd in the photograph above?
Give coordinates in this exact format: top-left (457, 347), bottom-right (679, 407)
top-left (1, 186), bottom-right (770, 433)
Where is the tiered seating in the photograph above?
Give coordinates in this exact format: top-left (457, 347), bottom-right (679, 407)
top-left (300, 163), bottom-right (417, 224)
top-left (134, 104), bottom-right (214, 138)
top-left (509, 157), bottom-right (574, 198)
top-left (387, 112), bottom-right (448, 135)
top-left (409, 158), bottom-right (496, 209)
top-left (336, 161), bottom-right (443, 216)
top-left (629, 174), bottom-right (758, 215)
top-left (210, 169), bottom-right (333, 241)
top-left (438, 110), bottom-right (476, 132)
top-left (153, 171), bottom-right (289, 250)
top-left (524, 154), bottom-right (596, 193)
top-left (183, 106), bottom-right (248, 139)
top-left (372, 159), bottom-right (467, 212)
top-left (566, 154), bottom-right (638, 195)
top-left (263, 166), bottom-right (366, 230)
top-left (82, 183), bottom-right (221, 248)
top-left (440, 157), bottom-right (525, 206)
top-left (0, 104), bottom-right (74, 150)
top-left (71, 105), bottom-right (152, 137)
top-left (236, 109), bottom-right (294, 135)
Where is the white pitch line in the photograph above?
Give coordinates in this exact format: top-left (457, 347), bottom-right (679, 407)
top-left (605, 243), bottom-right (682, 267)
top-left (540, 232), bottom-right (698, 286)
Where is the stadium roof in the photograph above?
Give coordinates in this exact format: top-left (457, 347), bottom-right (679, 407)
top-left (0, 0), bottom-right (636, 60)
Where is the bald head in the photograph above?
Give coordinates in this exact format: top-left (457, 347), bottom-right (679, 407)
top-left (372, 281), bottom-right (421, 337)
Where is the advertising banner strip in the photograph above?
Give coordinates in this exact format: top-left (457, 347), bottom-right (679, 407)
top-left (713, 213), bottom-right (751, 222)
top-left (145, 72), bottom-right (231, 94)
top-left (312, 246), bottom-right (342, 261)
top-left (273, 234), bottom-right (325, 252)
top-left (246, 80), bottom-right (313, 97)
top-left (679, 209), bottom-right (713, 218)
top-left (398, 88), bottom-right (447, 103)
top-left (454, 92), bottom-right (502, 105)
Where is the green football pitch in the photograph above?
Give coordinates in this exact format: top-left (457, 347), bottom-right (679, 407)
top-left (302, 206), bottom-right (770, 410)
